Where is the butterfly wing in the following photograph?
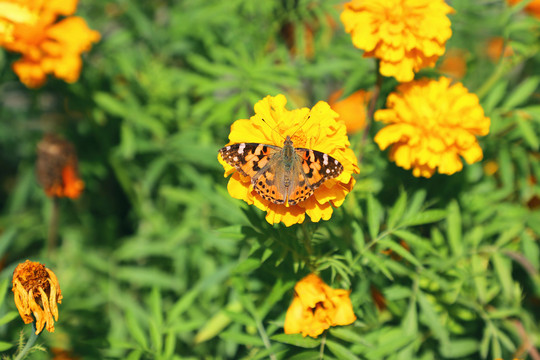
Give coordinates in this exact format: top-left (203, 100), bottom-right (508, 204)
top-left (286, 148), bottom-right (344, 205)
top-left (219, 143), bottom-right (287, 204)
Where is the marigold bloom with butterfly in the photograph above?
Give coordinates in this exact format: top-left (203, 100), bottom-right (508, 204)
top-left (218, 94), bottom-right (359, 226)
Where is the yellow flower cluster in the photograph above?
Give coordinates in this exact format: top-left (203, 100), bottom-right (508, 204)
top-left (341, 0), bottom-right (454, 82)
top-left (374, 77), bottom-right (490, 178)
top-left (0, 0), bottom-right (100, 88)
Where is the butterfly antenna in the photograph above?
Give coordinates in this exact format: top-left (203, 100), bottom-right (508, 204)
top-left (260, 118), bottom-right (285, 140)
top-left (290, 109), bottom-right (312, 138)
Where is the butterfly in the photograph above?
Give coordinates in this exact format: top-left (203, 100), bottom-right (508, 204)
top-left (219, 135), bottom-right (344, 206)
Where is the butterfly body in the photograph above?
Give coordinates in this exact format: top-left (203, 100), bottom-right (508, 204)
top-left (219, 136), bottom-right (344, 206)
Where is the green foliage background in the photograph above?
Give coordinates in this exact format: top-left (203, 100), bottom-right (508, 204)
top-left (0, 0), bottom-right (539, 359)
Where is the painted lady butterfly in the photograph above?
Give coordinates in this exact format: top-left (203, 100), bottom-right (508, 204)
top-left (219, 136), bottom-right (344, 206)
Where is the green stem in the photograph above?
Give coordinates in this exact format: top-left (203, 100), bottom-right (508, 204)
top-left (14, 324), bottom-right (40, 360)
top-left (358, 62), bottom-right (383, 162)
top-left (254, 318), bottom-right (277, 360)
top-left (47, 196), bottom-right (59, 257)
top-left (318, 332), bottom-right (327, 360)
top-left (300, 222), bottom-right (313, 258)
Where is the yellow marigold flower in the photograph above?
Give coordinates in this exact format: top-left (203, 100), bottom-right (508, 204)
top-left (218, 94), bottom-right (359, 226)
top-left (341, 0), bottom-right (454, 82)
top-left (328, 89), bottom-right (371, 134)
top-left (36, 134), bottom-right (84, 199)
top-left (12, 260), bottom-right (63, 334)
top-left (284, 274), bottom-right (356, 338)
top-left (374, 77), bottom-right (490, 178)
top-left (508, 0), bottom-right (540, 19)
top-left (0, 0), bottom-right (100, 88)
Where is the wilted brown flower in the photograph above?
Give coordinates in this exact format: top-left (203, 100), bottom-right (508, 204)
top-left (12, 260), bottom-right (63, 334)
top-left (36, 134), bottom-right (84, 199)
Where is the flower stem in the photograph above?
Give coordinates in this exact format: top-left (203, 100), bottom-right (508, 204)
top-left (14, 324), bottom-right (40, 360)
top-left (47, 196), bottom-right (59, 257)
top-left (318, 332), bottom-right (327, 360)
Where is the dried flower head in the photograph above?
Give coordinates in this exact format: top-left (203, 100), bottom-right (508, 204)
top-left (12, 260), bottom-right (63, 334)
top-left (284, 274), bottom-right (356, 338)
top-left (341, 0), bottom-right (454, 82)
top-left (218, 94), bottom-right (359, 226)
top-left (374, 77), bottom-right (490, 178)
top-left (36, 134), bottom-right (84, 199)
top-left (0, 0), bottom-right (100, 88)
top-left (328, 89), bottom-right (371, 134)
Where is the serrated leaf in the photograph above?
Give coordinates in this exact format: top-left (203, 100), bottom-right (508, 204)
top-left (482, 80), bottom-right (507, 112)
top-left (270, 333), bottom-right (320, 348)
top-left (502, 76), bottom-right (540, 110)
top-left (0, 311), bottom-right (20, 327)
top-left (393, 230), bottom-right (438, 256)
top-left (329, 327), bottom-right (365, 344)
top-left (326, 339), bottom-right (360, 360)
top-left (365, 329), bottom-right (416, 358)
top-left (194, 302), bottom-right (242, 344)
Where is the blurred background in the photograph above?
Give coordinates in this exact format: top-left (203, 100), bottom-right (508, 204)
top-left (0, 0), bottom-right (539, 359)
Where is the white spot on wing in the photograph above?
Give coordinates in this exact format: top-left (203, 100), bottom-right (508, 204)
top-left (238, 143), bottom-right (246, 154)
top-left (323, 154), bottom-right (328, 165)
top-left (326, 168), bottom-right (330, 174)
top-left (226, 146), bottom-right (231, 150)
top-left (233, 156), bottom-right (238, 162)
top-left (334, 159), bottom-right (339, 164)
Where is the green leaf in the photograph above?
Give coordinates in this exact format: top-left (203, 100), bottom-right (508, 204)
top-left (387, 190), bottom-right (407, 229)
top-left (393, 230), bottom-right (438, 256)
top-left (0, 278), bottom-right (9, 308)
top-left (363, 252), bottom-right (394, 280)
top-left (501, 76), bottom-right (540, 110)
top-left (365, 329), bottom-right (416, 358)
top-left (491, 253), bottom-right (513, 302)
top-left (367, 194), bottom-right (381, 239)
top-left (326, 339), bottom-right (361, 360)
top-left (220, 331), bottom-right (264, 346)
top-left (0, 311), bottom-right (20, 327)
top-left (446, 201), bottom-right (462, 257)
top-left (126, 310), bottom-right (148, 350)
top-left (288, 351), bottom-right (323, 360)
top-left (270, 333), bottom-right (320, 348)
top-left (194, 301), bottom-right (242, 344)
top-left (329, 327), bottom-right (365, 344)
top-left (482, 80), bottom-right (507, 113)
top-left (0, 341), bottom-right (12, 351)
top-left (378, 239), bottom-right (422, 268)
top-left (516, 116), bottom-right (540, 150)
top-left (440, 338), bottom-right (479, 358)
top-left (417, 291), bottom-right (449, 346)
top-left (401, 209), bottom-right (447, 227)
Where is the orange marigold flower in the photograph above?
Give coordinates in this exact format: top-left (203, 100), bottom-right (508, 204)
top-left (374, 77), bottom-right (490, 178)
top-left (0, 0), bottom-right (100, 88)
top-left (328, 89), bottom-right (371, 134)
top-left (341, 0), bottom-right (454, 82)
top-left (284, 274), bottom-right (356, 338)
top-left (12, 260), bottom-right (63, 334)
top-left (486, 37), bottom-right (514, 63)
top-left (36, 134), bottom-right (84, 199)
top-left (507, 0), bottom-right (540, 19)
top-left (438, 49), bottom-right (467, 79)
top-left (218, 94), bottom-right (359, 226)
